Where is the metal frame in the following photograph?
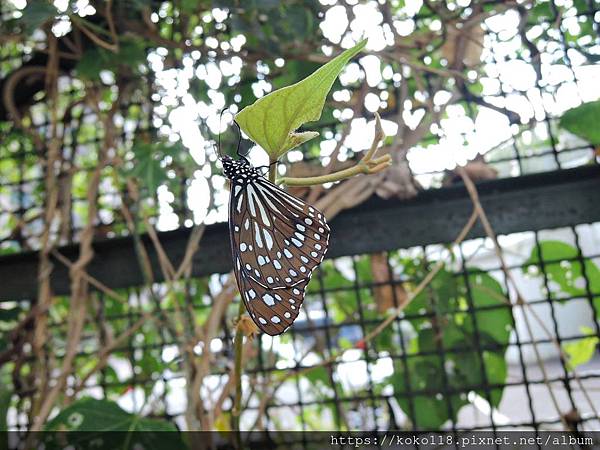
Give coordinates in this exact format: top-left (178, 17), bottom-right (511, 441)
top-left (1, 165), bottom-right (599, 302)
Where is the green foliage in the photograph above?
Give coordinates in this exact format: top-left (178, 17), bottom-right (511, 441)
top-left (525, 240), bottom-right (600, 368)
top-left (388, 261), bottom-right (513, 429)
top-left (125, 139), bottom-right (193, 194)
top-left (20, 1), bottom-right (57, 34)
top-left (235, 40), bottom-right (367, 160)
top-left (524, 240), bottom-right (600, 309)
top-left (76, 40), bottom-right (147, 81)
top-left (0, 385), bottom-right (9, 432)
top-left (0, 376), bottom-right (9, 450)
top-left (44, 398), bottom-right (185, 449)
top-left (559, 101), bottom-right (600, 145)
top-left (564, 326), bottom-right (599, 368)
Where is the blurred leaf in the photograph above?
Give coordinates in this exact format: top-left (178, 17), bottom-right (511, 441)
top-left (525, 240), bottom-right (600, 304)
top-left (126, 140), bottom-right (192, 194)
top-left (0, 306), bottom-right (20, 323)
top-left (392, 355), bottom-right (468, 429)
top-left (305, 366), bottom-right (330, 386)
top-left (564, 326), bottom-right (599, 368)
top-left (0, 385), bottom-right (9, 432)
top-left (235, 39), bottom-right (367, 159)
top-left (214, 412), bottom-right (231, 432)
top-left (21, 1), bottom-right (57, 34)
top-left (129, 143), bottom-right (166, 193)
top-left (44, 398), bottom-right (184, 449)
top-left (468, 273), bottom-right (513, 344)
top-left (76, 40), bottom-right (147, 80)
top-left (559, 101), bottom-right (600, 145)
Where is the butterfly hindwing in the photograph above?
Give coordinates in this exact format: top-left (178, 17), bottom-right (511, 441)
top-left (226, 159), bottom-right (330, 335)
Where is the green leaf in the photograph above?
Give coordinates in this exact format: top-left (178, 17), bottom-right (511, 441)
top-left (21, 1), bottom-right (57, 34)
top-left (76, 40), bottom-right (147, 81)
top-left (0, 382), bottom-right (9, 450)
top-left (559, 100), bottom-right (600, 145)
top-left (235, 39), bottom-right (367, 159)
top-left (0, 385), bottom-right (10, 432)
top-left (0, 306), bottom-right (20, 323)
top-left (467, 273), bottom-right (513, 344)
top-left (564, 326), bottom-right (599, 368)
top-left (524, 240), bottom-right (600, 303)
top-left (44, 398), bottom-right (185, 450)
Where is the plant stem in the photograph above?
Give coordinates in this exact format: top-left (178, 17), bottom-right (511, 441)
top-left (280, 154), bottom-right (391, 186)
top-left (232, 301), bottom-right (245, 435)
top-left (278, 112), bottom-right (390, 187)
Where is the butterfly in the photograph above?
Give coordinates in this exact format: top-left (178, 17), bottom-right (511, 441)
top-left (220, 153), bottom-right (330, 335)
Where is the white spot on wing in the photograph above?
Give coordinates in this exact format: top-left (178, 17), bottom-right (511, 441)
top-left (254, 223), bottom-right (263, 248)
top-left (271, 316), bottom-right (281, 324)
top-left (263, 294), bottom-right (275, 306)
top-left (247, 185), bottom-right (257, 217)
top-left (263, 229), bottom-right (274, 250)
top-left (236, 194), bottom-right (244, 213)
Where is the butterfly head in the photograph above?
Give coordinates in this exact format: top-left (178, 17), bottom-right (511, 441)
top-left (221, 155), bottom-right (259, 182)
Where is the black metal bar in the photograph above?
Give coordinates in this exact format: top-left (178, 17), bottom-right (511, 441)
top-left (1, 165), bottom-right (600, 302)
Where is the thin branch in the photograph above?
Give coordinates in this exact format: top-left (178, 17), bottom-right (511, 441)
top-left (70, 15), bottom-right (119, 53)
top-left (457, 167), bottom-right (598, 428)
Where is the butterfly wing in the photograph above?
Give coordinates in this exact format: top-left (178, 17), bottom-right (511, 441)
top-left (229, 176), bottom-right (330, 335)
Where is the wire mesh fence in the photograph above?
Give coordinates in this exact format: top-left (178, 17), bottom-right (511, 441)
top-left (5, 220), bottom-right (600, 434)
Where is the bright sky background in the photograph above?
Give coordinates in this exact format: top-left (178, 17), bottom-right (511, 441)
top-left (6, 0), bottom-right (600, 232)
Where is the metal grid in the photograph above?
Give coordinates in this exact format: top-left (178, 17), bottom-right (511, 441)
top-left (5, 223), bottom-right (598, 434)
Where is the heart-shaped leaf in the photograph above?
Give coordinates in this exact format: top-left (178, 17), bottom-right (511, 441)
top-left (235, 39), bottom-right (367, 160)
top-left (43, 398), bottom-right (185, 450)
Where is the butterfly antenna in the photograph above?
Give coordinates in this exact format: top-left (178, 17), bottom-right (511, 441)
top-left (233, 120), bottom-right (249, 161)
top-left (215, 108), bottom-right (229, 159)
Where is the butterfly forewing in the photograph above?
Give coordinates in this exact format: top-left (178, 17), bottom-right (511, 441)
top-left (224, 156), bottom-right (329, 335)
